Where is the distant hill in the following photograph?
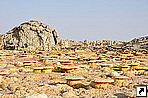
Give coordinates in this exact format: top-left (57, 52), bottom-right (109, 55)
top-left (124, 36), bottom-right (148, 50)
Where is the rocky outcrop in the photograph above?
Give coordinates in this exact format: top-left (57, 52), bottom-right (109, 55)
top-left (1, 20), bottom-right (59, 50)
top-left (58, 40), bottom-right (124, 50)
top-left (0, 20), bottom-right (147, 51)
top-left (58, 36), bottom-right (148, 51)
top-left (0, 34), bottom-right (3, 49)
top-left (124, 36), bottom-right (148, 50)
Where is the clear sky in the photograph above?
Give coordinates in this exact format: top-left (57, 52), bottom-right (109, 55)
top-left (0, 0), bottom-right (148, 41)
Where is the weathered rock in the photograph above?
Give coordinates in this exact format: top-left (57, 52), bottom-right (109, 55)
top-left (0, 34), bottom-right (3, 49)
top-left (23, 93), bottom-right (48, 98)
top-left (1, 20), bottom-right (59, 50)
top-left (124, 36), bottom-right (148, 50)
top-left (58, 36), bottom-right (148, 52)
top-left (62, 92), bottom-right (78, 98)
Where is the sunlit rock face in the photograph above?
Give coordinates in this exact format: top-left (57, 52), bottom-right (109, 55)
top-left (1, 20), bottom-right (60, 50)
top-left (126, 36), bottom-right (148, 50)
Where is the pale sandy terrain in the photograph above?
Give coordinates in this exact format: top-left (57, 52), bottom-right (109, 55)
top-left (0, 48), bottom-right (147, 98)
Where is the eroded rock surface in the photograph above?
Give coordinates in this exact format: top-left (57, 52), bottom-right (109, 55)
top-left (125, 36), bottom-right (148, 49)
top-left (1, 20), bottom-right (59, 50)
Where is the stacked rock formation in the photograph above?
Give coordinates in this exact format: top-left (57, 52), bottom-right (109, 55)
top-left (1, 20), bottom-right (59, 50)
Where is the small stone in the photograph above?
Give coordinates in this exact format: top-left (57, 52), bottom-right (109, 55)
top-left (62, 92), bottom-right (78, 98)
top-left (23, 93), bottom-right (48, 98)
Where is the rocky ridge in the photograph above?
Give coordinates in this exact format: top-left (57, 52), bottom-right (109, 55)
top-left (0, 20), bottom-right (147, 52)
top-left (58, 36), bottom-right (148, 53)
top-left (124, 36), bottom-right (148, 50)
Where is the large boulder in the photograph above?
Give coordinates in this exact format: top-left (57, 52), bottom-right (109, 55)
top-left (1, 20), bottom-right (59, 50)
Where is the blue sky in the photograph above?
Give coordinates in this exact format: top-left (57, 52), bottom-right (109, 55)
top-left (0, 0), bottom-right (148, 41)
